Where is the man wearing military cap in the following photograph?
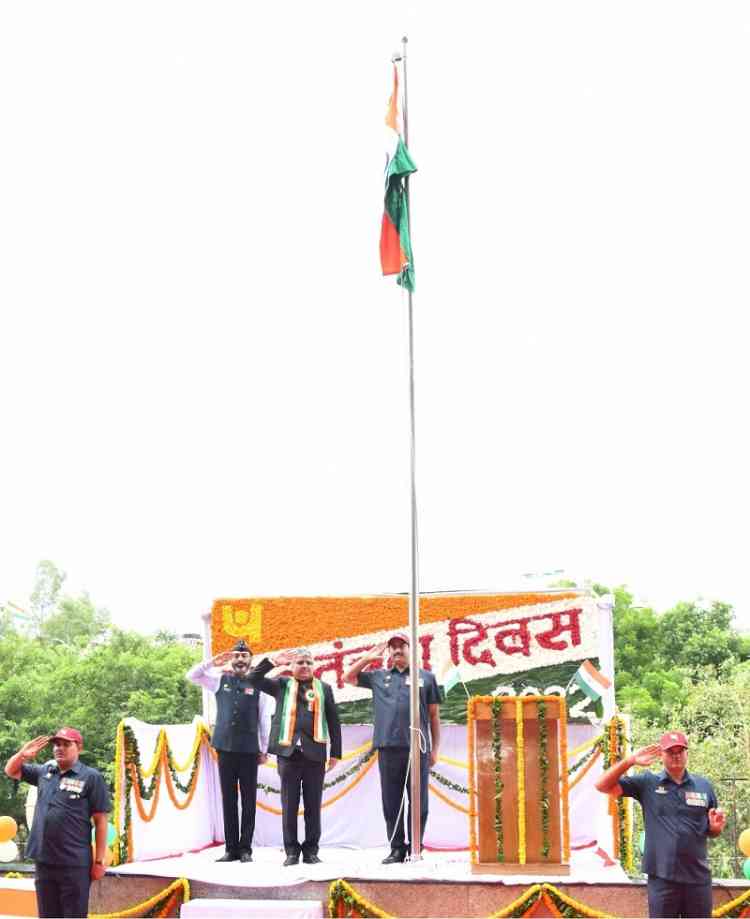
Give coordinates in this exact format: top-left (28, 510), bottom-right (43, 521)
top-left (186, 639), bottom-right (272, 862)
top-left (596, 729), bottom-right (726, 917)
top-left (343, 633), bottom-right (441, 864)
top-left (5, 727), bottom-right (111, 918)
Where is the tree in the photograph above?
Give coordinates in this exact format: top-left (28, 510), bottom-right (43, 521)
top-left (39, 593), bottom-right (111, 648)
top-left (28, 560), bottom-right (66, 632)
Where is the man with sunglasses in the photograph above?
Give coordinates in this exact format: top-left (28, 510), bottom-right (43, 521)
top-left (5, 727), bottom-right (110, 918)
top-left (186, 639), bottom-right (272, 863)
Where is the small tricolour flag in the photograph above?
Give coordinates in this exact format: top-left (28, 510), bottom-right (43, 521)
top-left (380, 64), bottom-right (416, 292)
top-left (441, 664), bottom-right (462, 697)
top-left (571, 660), bottom-right (612, 701)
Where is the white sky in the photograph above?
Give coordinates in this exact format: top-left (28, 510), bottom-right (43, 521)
top-left (1, 2), bottom-right (748, 634)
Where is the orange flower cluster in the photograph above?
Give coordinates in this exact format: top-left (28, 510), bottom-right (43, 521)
top-left (210, 591), bottom-right (580, 655)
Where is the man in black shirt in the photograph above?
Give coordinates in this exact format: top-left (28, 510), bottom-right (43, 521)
top-left (250, 648), bottom-right (341, 866)
top-left (5, 727), bottom-right (111, 919)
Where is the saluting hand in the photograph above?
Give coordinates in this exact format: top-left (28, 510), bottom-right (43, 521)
top-left (19, 735), bottom-right (52, 760)
top-left (363, 642), bottom-right (387, 663)
top-left (211, 651), bottom-right (234, 668)
top-left (708, 808), bottom-right (726, 834)
top-left (631, 743), bottom-right (661, 767)
top-left (272, 649), bottom-right (296, 667)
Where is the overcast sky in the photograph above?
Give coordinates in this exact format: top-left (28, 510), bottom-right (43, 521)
top-left (2, 1), bottom-right (748, 635)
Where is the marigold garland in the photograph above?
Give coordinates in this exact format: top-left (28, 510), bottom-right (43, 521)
top-left (467, 697), bottom-right (478, 864)
top-left (568, 747), bottom-right (602, 791)
top-left (712, 889), bottom-right (750, 918)
top-left (516, 697), bottom-right (526, 865)
top-left (537, 699), bottom-right (550, 859)
top-left (89, 877), bottom-right (190, 919)
top-left (492, 696), bottom-right (505, 862)
top-left (557, 695), bottom-right (570, 862)
top-left (257, 752), bottom-right (380, 816)
top-left (428, 781), bottom-right (471, 814)
top-left (328, 879), bottom-right (393, 918)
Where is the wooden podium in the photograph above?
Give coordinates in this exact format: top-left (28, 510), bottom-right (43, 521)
top-left (468, 695), bottom-right (570, 874)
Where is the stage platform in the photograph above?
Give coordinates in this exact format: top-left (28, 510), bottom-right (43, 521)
top-left (81, 843), bottom-right (742, 917)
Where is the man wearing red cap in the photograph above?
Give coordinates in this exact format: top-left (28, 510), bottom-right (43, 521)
top-left (343, 633), bottom-right (441, 864)
top-left (596, 730), bottom-right (726, 917)
top-left (5, 728), bottom-right (111, 918)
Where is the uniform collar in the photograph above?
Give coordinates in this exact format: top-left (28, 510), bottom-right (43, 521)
top-left (390, 665), bottom-right (409, 674)
top-left (658, 767), bottom-right (691, 786)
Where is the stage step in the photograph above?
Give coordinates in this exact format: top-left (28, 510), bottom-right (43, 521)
top-left (181, 898), bottom-right (324, 918)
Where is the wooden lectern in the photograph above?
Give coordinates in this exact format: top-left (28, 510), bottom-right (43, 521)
top-left (469, 695), bottom-right (570, 874)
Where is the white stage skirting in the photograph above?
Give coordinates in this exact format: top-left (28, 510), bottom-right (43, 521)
top-left (108, 843), bottom-right (630, 888)
top-left (181, 899), bottom-right (324, 918)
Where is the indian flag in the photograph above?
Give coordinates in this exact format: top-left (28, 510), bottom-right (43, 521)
top-left (380, 64), bottom-right (416, 292)
top-left (572, 660), bottom-right (612, 701)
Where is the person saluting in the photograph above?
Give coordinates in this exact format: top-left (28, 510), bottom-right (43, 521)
top-left (595, 730), bottom-right (726, 918)
top-left (5, 728), bottom-right (111, 919)
top-left (186, 639), bottom-right (272, 863)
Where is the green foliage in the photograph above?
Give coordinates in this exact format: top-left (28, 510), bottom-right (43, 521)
top-left (0, 623), bottom-right (202, 845)
top-left (611, 586), bottom-right (749, 725)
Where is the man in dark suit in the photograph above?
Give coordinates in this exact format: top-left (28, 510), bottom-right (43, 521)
top-left (250, 648), bottom-right (342, 866)
top-left (186, 639), bottom-right (271, 863)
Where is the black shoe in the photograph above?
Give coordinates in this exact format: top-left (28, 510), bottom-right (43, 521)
top-left (381, 849), bottom-right (406, 864)
top-left (216, 851), bottom-right (240, 862)
top-left (283, 854), bottom-right (300, 866)
top-left (303, 854), bottom-right (321, 864)
top-left (239, 852), bottom-right (253, 863)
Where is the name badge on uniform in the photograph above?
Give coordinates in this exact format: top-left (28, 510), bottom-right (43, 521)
top-left (655, 786), bottom-right (668, 795)
top-left (685, 791), bottom-right (708, 806)
top-left (405, 677), bottom-right (424, 687)
top-left (60, 778), bottom-right (84, 793)
top-left (243, 687), bottom-right (254, 695)
top-left (223, 684), bottom-right (231, 691)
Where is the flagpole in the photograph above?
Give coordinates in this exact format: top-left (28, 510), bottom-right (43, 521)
top-left (398, 33), bottom-right (424, 864)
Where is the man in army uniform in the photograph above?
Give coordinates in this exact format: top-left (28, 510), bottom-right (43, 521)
top-left (186, 639), bottom-right (272, 862)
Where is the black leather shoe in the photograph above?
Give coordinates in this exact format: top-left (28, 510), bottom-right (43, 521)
top-left (239, 852), bottom-right (253, 863)
top-left (381, 849), bottom-right (406, 864)
top-left (283, 854), bottom-right (300, 866)
top-left (303, 854), bottom-right (322, 864)
top-left (216, 852), bottom-right (240, 862)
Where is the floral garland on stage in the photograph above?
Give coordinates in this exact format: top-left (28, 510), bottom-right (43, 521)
top-left (113, 721), bottom-right (211, 864)
top-left (467, 695), bottom-right (570, 867)
top-left (328, 879), bottom-right (393, 918)
top-left (90, 877), bottom-right (190, 919)
top-left (492, 695), bottom-right (505, 862)
top-left (601, 715), bottom-right (634, 873)
top-left (327, 879), bottom-right (750, 919)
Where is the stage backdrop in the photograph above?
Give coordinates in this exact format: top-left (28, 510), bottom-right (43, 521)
top-left (113, 591), bottom-right (631, 869)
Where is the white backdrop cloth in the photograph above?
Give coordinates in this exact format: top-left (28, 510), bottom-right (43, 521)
top-left (121, 718), bottom-right (618, 863)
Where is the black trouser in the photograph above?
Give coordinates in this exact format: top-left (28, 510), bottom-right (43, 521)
top-left (217, 749), bottom-right (259, 855)
top-left (35, 862), bottom-right (91, 919)
top-left (377, 746), bottom-right (430, 853)
top-left (647, 876), bottom-right (713, 918)
top-left (277, 748), bottom-right (325, 856)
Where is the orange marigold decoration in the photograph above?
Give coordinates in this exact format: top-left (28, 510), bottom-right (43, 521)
top-left (557, 695), bottom-right (570, 862)
top-left (210, 592), bottom-right (581, 656)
